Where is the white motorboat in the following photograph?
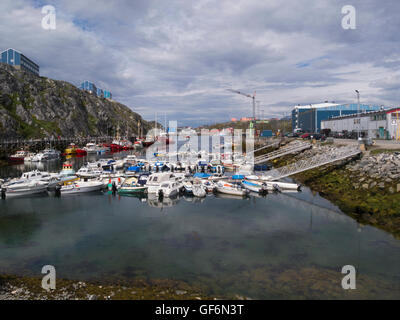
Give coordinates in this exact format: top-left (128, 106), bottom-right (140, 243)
top-left (201, 180), bottom-right (216, 193)
top-left (24, 152), bottom-right (36, 162)
top-left (58, 180), bottom-right (104, 195)
top-left (76, 166), bottom-right (103, 179)
top-left (1, 180), bottom-right (48, 199)
top-left (157, 181), bottom-right (182, 198)
top-left (32, 149), bottom-right (60, 162)
top-left (83, 142), bottom-right (101, 154)
top-left (192, 180), bottom-right (206, 198)
top-left (216, 181), bottom-right (249, 196)
top-left (252, 176), bottom-right (301, 191)
top-left (147, 172), bottom-right (180, 194)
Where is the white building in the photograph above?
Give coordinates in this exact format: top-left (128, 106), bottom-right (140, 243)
top-left (321, 108), bottom-right (400, 140)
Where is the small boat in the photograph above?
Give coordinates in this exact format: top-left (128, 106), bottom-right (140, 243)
top-left (83, 142), bottom-right (101, 154)
top-left (64, 143), bottom-right (87, 156)
top-left (241, 180), bottom-right (268, 194)
top-left (58, 180), bottom-right (104, 195)
top-left (192, 180), bottom-right (206, 198)
top-left (76, 166), bottom-right (103, 179)
top-left (157, 181), bottom-right (182, 198)
top-left (182, 180), bottom-right (193, 194)
top-left (9, 150), bottom-right (29, 163)
top-left (1, 180), bottom-right (49, 199)
top-left (118, 177), bottom-right (147, 194)
top-left (32, 149), bottom-right (60, 161)
top-left (147, 172), bottom-right (179, 194)
top-left (23, 152), bottom-right (36, 162)
top-left (216, 181), bottom-right (249, 196)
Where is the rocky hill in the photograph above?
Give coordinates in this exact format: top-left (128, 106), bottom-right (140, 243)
top-left (0, 63), bottom-right (152, 140)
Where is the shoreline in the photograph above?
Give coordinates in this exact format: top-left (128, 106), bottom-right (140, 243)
top-left (0, 274), bottom-right (223, 300)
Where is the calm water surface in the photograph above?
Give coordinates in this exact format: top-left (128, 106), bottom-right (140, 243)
top-left (0, 153), bottom-right (399, 299)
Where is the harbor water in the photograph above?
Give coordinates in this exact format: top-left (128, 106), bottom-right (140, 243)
top-left (0, 152), bottom-right (399, 299)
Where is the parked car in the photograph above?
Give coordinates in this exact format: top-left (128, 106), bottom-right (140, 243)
top-left (301, 133), bottom-right (311, 139)
top-left (310, 133), bottom-right (326, 141)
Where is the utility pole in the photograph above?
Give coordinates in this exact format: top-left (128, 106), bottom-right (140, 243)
top-left (355, 90), bottom-right (360, 139)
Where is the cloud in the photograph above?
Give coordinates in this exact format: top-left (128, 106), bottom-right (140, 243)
top-left (0, 0), bottom-right (399, 126)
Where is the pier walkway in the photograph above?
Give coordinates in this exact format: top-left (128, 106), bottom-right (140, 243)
top-left (254, 141), bottom-right (312, 164)
top-left (262, 146), bottom-right (361, 181)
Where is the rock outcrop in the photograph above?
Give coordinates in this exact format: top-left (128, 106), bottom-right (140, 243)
top-left (0, 63), bottom-right (151, 139)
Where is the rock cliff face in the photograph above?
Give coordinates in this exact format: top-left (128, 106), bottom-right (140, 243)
top-left (0, 63), bottom-right (151, 140)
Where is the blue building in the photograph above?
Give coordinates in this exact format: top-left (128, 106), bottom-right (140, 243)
top-left (79, 80), bottom-right (112, 99)
top-left (0, 48), bottom-right (39, 75)
top-left (103, 90), bottom-right (112, 99)
top-left (96, 88), bottom-right (104, 98)
top-left (292, 102), bottom-right (381, 133)
top-left (80, 80), bottom-right (97, 94)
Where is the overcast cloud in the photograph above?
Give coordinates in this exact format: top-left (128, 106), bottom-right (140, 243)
top-left (1, 0), bottom-right (399, 126)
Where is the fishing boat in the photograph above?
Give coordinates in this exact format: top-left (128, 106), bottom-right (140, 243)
top-left (216, 181), bottom-right (249, 196)
top-left (58, 180), bottom-right (104, 195)
top-left (118, 177), bottom-right (147, 194)
top-left (64, 143), bottom-right (87, 156)
top-left (9, 150), bottom-right (29, 163)
top-left (1, 180), bottom-right (49, 199)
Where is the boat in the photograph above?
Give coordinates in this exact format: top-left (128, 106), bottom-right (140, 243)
top-left (64, 143), bottom-right (87, 156)
top-left (216, 181), bottom-right (249, 196)
top-left (1, 180), bottom-right (49, 199)
top-left (241, 180), bottom-right (268, 194)
top-left (118, 177), bottom-right (147, 194)
top-left (58, 180), bottom-right (104, 195)
top-left (201, 180), bottom-right (216, 193)
top-left (192, 180), bottom-right (206, 198)
top-left (76, 166), bottom-right (103, 179)
top-left (23, 152), bottom-right (36, 162)
top-left (182, 179), bottom-right (194, 194)
top-left (32, 149), bottom-right (60, 161)
top-left (9, 150), bottom-right (29, 162)
top-left (157, 181), bottom-right (182, 198)
top-left (83, 142), bottom-right (101, 154)
top-left (146, 172), bottom-right (179, 194)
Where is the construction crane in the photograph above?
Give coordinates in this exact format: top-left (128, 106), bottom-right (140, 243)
top-left (227, 89), bottom-right (257, 134)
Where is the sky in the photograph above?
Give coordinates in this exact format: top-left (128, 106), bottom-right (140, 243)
top-left (1, 0), bottom-right (400, 127)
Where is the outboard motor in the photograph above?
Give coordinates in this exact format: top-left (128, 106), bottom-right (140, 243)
top-left (112, 181), bottom-right (117, 195)
top-left (1, 188), bottom-right (6, 200)
top-left (158, 189), bottom-right (164, 200)
top-left (55, 185), bottom-right (61, 197)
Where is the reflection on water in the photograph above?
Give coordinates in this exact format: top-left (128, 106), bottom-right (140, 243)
top-left (0, 178), bottom-right (399, 299)
top-left (0, 150), bottom-right (400, 299)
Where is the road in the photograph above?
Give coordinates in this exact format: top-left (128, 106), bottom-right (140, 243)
top-left (333, 138), bottom-right (400, 149)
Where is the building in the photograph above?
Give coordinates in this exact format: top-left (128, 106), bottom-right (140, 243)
top-left (96, 88), bottom-right (104, 98)
top-left (0, 48), bottom-right (39, 75)
top-left (80, 80), bottom-right (97, 94)
top-left (79, 81), bottom-right (112, 99)
top-left (291, 102), bottom-right (381, 133)
top-left (321, 108), bottom-right (400, 140)
top-left (103, 90), bottom-right (112, 99)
